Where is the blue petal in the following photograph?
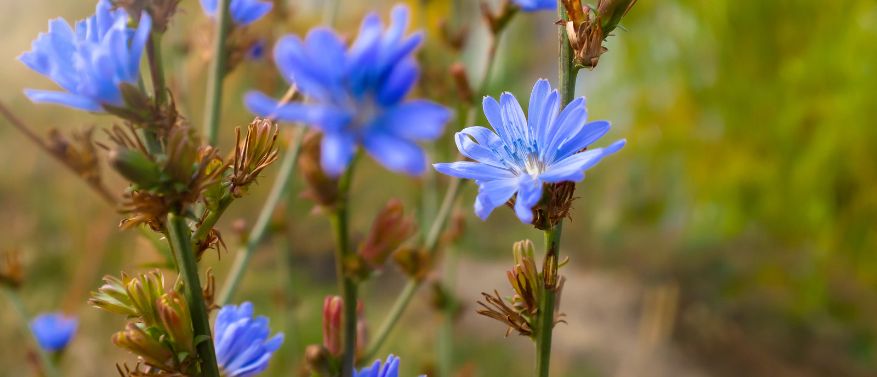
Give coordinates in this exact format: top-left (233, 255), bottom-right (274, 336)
top-left (539, 139), bottom-right (625, 183)
top-left (529, 80), bottom-right (560, 148)
top-left (231, 0), bottom-right (273, 25)
top-left (499, 92), bottom-right (530, 145)
top-left (321, 132), bottom-right (357, 177)
top-left (541, 97), bottom-right (586, 162)
top-left (200, 0), bottom-right (217, 14)
top-left (379, 100), bottom-right (449, 140)
top-left (474, 178), bottom-right (519, 220)
top-left (273, 35), bottom-right (336, 101)
top-left (554, 120), bottom-right (611, 161)
top-left (377, 58), bottom-right (418, 105)
top-left (128, 12), bottom-right (151, 82)
top-left (433, 161), bottom-right (515, 181)
top-left (514, 175), bottom-right (542, 224)
top-left (363, 132), bottom-right (427, 176)
top-left (455, 131), bottom-right (504, 167)
top-left (24, 89), bottom-right (101, 112)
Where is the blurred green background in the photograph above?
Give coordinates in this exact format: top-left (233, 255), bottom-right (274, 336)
top-left (2, 0), bottom-right (877, 376)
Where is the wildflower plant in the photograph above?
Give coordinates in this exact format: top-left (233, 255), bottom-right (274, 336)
top-left (3, 0), bottom-right (637, 376)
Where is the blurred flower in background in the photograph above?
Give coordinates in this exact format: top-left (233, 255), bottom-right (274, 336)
top-left (214, 302), bottom-right (284, 377)
top-left (30, 312), bottom-right (78, 352)
top-left (356, 354), bottom-right (420, 377)
top-left (512, 0), bottom-right (557, 12)
top-left (245, 4), bottom-right (450, 177)
top-left (434, 79), bottom-right (625, 224)
top-left (200, 0), bottom-right (273, 26)
top-left (18, 0), bottom-right (151, 112)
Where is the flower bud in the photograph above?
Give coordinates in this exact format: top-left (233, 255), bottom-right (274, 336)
top-left (112, 322), bottom-right (176, 370)
top-left (392, 246), bottom-right (432, 281)
top-left (90, 274), bottom-right (138, 317)
top-left (598, 0), bottom-right (638, 34)
top-left (509, 240), bottom-right (540, 315)
top-left (299, 131), bottom-right (339, 210)
top-left (322, 296), bottom-right (343, 357)
top-left (157, 291), bottom-right (194, 353)
top-left (108, 147), bottom-right (163, 189)
top-left (125, 271), bottom-right (166, 327)
top-left (358, 199), bottom-right (416, 270)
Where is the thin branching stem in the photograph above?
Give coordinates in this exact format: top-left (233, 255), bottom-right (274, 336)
top-left (330, 156), bottom-right (358, 377)
top-left (202, 0), bottom-right (232, 145)
top-left (166, 213), bottom-right (221, 377)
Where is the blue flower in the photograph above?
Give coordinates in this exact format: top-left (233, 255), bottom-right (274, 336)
top-left (434, 79), bottom-right (625, 224)
top-left (18, 0), bottom-right (151, 112)
top-left (357, 355), bottom-right (425, 377)
top-left (214, 302), bottom-right (284, 377)
top-left (244, 5), bottom-right (451, 177)
top-left (513, 0), bottom-right (557, 12)
top-left (30, 313), bottom-right (78, 352)
top-left (200, 0), bottom-right (273, 26)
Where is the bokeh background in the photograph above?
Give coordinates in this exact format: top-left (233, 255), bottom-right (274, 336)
top-left (2, 0), bottom-right (877, 376)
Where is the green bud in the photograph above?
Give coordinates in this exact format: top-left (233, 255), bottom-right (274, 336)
top-left (599, 0), bottom-right (638, 35)
top-left (112, 322), bottom-right (176, 370)
top-left (109, 148), bottom-right (163, 189)
top-left (157, 291), bottom-right (194, 354)
top-left (90, 274), bottom-right (138, 317)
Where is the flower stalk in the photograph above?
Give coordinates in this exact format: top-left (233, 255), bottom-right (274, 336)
top-left (329, 158), bottom-right (359, 377)
top-left (202, 0), bottom-right (232, 145)
top-left (166, 213), bottom-right (221, 377)
top-left (535, 223), bottom-right (563, 377)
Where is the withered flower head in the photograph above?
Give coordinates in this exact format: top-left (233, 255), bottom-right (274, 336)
top-left (476, 239), bottom-right (567, 337)
top-left (298, 131), bottom-right (339, 210)
top-left (358, 199), bottom-right (416, 270)
top-left (562, 0), bottom-right (638, 69)
top-left (230, 118), bottom-right (279, 197)
top-left (0, 250), bottom-right (24, 289)
top-left (525, 181), bottom-right (577, 231)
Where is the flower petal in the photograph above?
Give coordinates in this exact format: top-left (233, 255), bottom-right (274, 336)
top-left (380, 100), bottom-right (449, 140)
top-left (474, 178), bottom-right (519, 220)
top-left (321, 132), bottom-right (357, 177)
top-left (433, 161), bottom-right (515, 181)
top-left (23, 89), bottom-right (101, 112)
top-left (554, 120), bottom-right (611, 160)
top-left (363, 132), bottom-right (427, 176)
top-left (514, 175), bottom-right (543, 224)
top-left (540, 139), bottom-right (626, 183)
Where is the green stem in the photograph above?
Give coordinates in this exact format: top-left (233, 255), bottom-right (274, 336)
top-left (535, 223), bottom-right (563, 377)
top-left (330, 158), bottom-right (358, 377)
top-left (217, 126), bottom-right (306, 305)
top-left (558, 3), bottom-right (579, 106)
top-left (192, 193), bottom-right (234, 246)
top-left (202, 0), bottom-right (232, 146)
top-left (144, 32), bottom-right (165, 155)
top-left (2, 287), bottom-right (61, 377)
top-left (166, 213), bottom-right (221, 377)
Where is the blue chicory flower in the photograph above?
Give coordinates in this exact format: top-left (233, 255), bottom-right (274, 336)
top-left (200, 0), bottom-right (273, 26)
top-left (357, 354), bottom-right (425, 377)
top-left (214, 302), bottom-right (284, 377)
top-left (434, 79), bottom-right (626, 224)
top-left (513, 0), bottom-right (557, 12)
top-left (18, 0), bottom-right (151, 112)
top-left (30, 313), bottom-right (78, 352)
top-left (244, 4), bottom-right (451, 177)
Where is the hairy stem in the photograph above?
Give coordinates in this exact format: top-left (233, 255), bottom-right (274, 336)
top-left (535, 223), bottom-right (563, 377)
top-left (330, 159), bottom-right (358, 377)
top-left (3, 287), bottom-right (61, 377)
top-left (217, 126), bottom-right (306, 305)
top-left (202, 0), bottom-right (232, 145)
top-left (166, 213), bottom-right (221, 377)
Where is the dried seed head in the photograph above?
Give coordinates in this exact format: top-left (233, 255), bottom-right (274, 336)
top-left (561, 0), bottom-right (637, 69)
top-left (530, 182), bottom-right (577, 231)
top-left (358, 199), bottom-right (416, 269)
top-left (476, 290), bottom-right (534, 337)
top-left (230, 118), bottom-right (280, 197)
